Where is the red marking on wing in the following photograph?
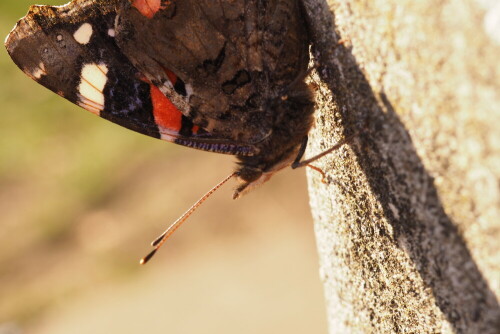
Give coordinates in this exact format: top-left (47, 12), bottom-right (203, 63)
top-left (150, 84), bottom-right (182, 133)
top-left (157, 67), bottom-right (198, 133)
top-left (163, 68), bottom-right (177, 85)
top-left (131, 0), bottom-right (162, 18)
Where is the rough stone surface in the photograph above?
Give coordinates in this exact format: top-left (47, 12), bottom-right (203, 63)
top-left (301, 0), bottom-right (500, 333)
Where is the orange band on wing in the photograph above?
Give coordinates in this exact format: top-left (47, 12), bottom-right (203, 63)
top-left (131, 0), bottom-right (162, 18)
top-left (150, 84), bottom-right (182, 132)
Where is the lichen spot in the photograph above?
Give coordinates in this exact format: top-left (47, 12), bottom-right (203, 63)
top-left (108, 28), bottom-right (116, 37)
top-left (73, 23), bottom-right (93, 45)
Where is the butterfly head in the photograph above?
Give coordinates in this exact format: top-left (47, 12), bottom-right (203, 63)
top-left (232, 144), bottom-right (302, 199)
top-left (232, 82), bottom-right (315, 199)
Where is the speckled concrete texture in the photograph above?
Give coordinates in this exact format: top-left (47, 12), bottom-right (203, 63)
top-left (302, 0), bottom-right (500, 332)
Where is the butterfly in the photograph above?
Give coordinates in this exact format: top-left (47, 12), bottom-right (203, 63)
top-left (6, 0), bottom-right (347, 262)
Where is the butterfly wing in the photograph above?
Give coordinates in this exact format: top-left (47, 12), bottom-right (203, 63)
top-left (115, 0), bottom-right (310, 145)
top-left (5, 0), bottom-right (257, 156)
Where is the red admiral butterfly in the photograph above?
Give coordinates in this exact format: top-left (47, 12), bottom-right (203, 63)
top-left (5, 0), bottom-right (348, 263)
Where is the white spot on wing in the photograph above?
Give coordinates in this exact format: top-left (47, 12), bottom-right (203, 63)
top-left (77, 63), bottom-right (109, 115)
top-left (159, 128), bottom-right (177, 142)
top-left (73, 23), bottom-right (93, 45)
top-left (108, 29), bottom-right (116, 37)
top-left (185, 83), bottom-right (194, 97)
top-left (32, 62), bottom-right (46, 79)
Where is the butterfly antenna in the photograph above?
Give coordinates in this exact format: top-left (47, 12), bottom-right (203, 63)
top-left (140, 172), bottom-right (237, 265)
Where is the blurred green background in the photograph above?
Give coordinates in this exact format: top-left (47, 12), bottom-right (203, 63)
top-left (0, 1), bottom-right (326, 333)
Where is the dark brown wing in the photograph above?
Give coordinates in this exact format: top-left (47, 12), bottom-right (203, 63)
top-left (115, 0), bottom-right (310, 144)
top-left (4, 0), bottom-right (165, 138)
top-left (5, 0), bottom-right (257, 156)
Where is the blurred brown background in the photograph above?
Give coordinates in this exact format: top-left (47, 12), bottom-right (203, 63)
top-left (0, 1), bottom-right (327, 333)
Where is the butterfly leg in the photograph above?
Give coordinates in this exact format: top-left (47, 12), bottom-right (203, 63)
top-left (291, 135), bottom-right (309, 168)
top-left (291, 131), bottom-right (359, 182)
top-left (305, 164), bottom-right (328, 182)
top-left (290, 136), bottom-right (327, 182)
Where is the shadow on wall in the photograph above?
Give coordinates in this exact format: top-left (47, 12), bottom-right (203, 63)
top-left (305, 0), bottom-right (500, 331)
